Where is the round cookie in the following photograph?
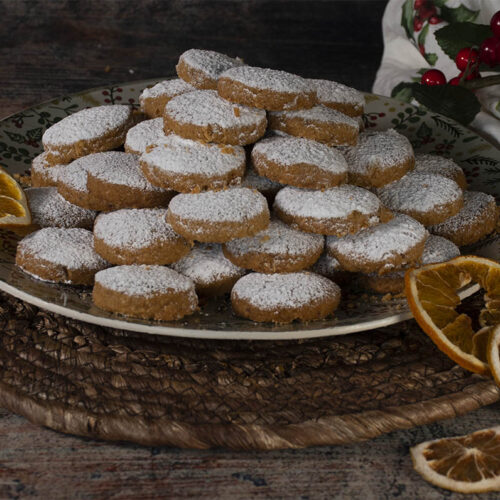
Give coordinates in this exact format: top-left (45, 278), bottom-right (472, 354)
top-left (85, 151), bottom-right (174, 211)
top-left (241, 166), bottom-right (283, 203)
top-left (273, 184), bottom-right (389, 236)
top-left (429, 191), bottom-right (498, 246)
top-left (343, 129), bottom-right (415, 188)
top-left (164, 90), bottom-right (267, 146)
top-left (414, 153), bottom-right (467, 190)
top-left (309, 79), bottom-right (365, 117)
top-left (93, 265), bottom-right (198, 321)
top-left (176, 49), bottom-right (244, 90)
top-left (251, 136), bottom-right (348, 189)
top-left (140, 134), bottom-right (246, 192)
top-left (42, 105), bottom-right (135, 164)
top-left (326, 214), bottom-right (428, 275)
top-left (223, 219), bottom-right (324, 273)
top-left (124, 118), bottom-right (168, 155)
top-left (26, 187), bottom-right (97, 229)
top-left (167, 187), bottom-right (270, 243)
top-left (311, 252), bottom-right (351, 285)
top-left (217, 65), bottom-right (315, 111)
top-left (93, 208), bottom-right (191, 265)
top-left (231, 272), bottom-right (341, 323)
top-left (16, 227), bottom-right (108, 285)
top-left (361, 235), bottom-right (460, 294)
top-left (171, 243), bottom-right (245, 296)
top-left (30, 152), bottom-right (66, 187)
top-left (139, 79), bottom-right (196, 118)
top-left (267, 105), bottom-right (359, 147)
top-left (377, 171), bottom-right (464, 226)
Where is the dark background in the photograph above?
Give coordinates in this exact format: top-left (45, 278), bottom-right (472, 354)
top-left (0, 0), bottom-right (388, 116)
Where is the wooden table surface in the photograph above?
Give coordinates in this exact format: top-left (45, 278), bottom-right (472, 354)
top-left (1, 1), bottom-right (499, 498)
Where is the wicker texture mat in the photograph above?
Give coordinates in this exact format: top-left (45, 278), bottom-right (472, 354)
top-left (0, 291), bottom-right (498, 450)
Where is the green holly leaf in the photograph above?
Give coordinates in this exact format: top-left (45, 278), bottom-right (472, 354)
top-left (401, 0), bottom-right (414, 39)
top-left (418, 22), bottom-right (429, 48)
top-left (411, 83), bottom-right (480, 125)
top-left (391, 82), bottom-right (414, 103)
top-left (26, 127), bottom-right (42, 142)
top-left (425, 53), bottom-right (438, 66)
top-left (4, 131), bottom-right (25, 144)
top-left (440, 5), bottom-right (479, 24)
top-left (416, 122), bottom-right (432, 139)
top-left (435, 22), bottom-right (491, 60)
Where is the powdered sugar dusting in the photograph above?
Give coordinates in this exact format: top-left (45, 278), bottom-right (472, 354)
top-left (168, 188), bottom-right (269, 223)
top-left (26, 187), bottom-right (97, 228)
top-left (95, 265), bottom-right (197, 300)
top-left (326, 214), bottom-right (428, 264)
top-left (140, 79), bottom-right (195, 102)
top-left (377, 171), bottom-right (462, 213)
top-left (269, 105), bottom-right (359, 127)
top-left (94, 208), bottom-right (183, 249)
top-left (311, 252), bottom-right (343, 276)
top-left (241, 167), bottom-right (283, 192)
top-left (57, 154), bottom-right (104, 193)
top-left (220, 65), bottom-right (312, 93)
top-left (42, 105), bottom-right (132, 146)
top-left (231, 272), bottom-right (340, 310)
top-left (171, 243), bottom-right (244, 287)
top-left (31, 152), bottom-right (66, 185)
top-left (309, 79), bottom-right (365, 110)
top-left (141, 134), bottom-right (246, 176)
top-left (18, 227), bottom-right (108, 271)
top-left (344, 129), bottom-right (414, 174)
top-left (420, 235), bottom-right (460, 265)
top-left (252, 136), bottom-right (348, 174)
top-left (165, 90), bottom-right (266, 128)
top-left (429, 191), bottom-right (496, 234)
top-left (225, 219), bottom-right (324, 257)
top-left (414, 153), bottom-right (465, 181)
top-left (125, 118), bottom-right (167, 154)
top-left (179, 49), bottom-right (244, 81)
top-left (274, 185), bottom-right (380, 219)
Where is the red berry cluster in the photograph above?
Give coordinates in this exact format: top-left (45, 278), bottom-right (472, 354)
top-left (413, 0), bottom-right (441, 32)
top-left (421, 10), bottom-right (500, 86)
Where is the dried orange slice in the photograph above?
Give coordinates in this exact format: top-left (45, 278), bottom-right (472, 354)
top-left (0, 166), bottom-right (31, 230)
top-left (487, 324), bottom-right (500, 387)
top-left (405, 255), bottom-right (500, 375)
top-left (411, 426), bottom-right (500, 493)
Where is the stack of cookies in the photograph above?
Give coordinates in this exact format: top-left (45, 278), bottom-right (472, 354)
top-left (18, 49), bottom-right (499, 324)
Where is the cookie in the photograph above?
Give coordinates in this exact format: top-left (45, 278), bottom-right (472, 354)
top-left (267, 105), bottom-right (359, 146)
top-left (311, 252), bottom-right (351, 285)
top-left (241, 166), bottom-right (284, 203)
top-left (124, 118), bottom-right (168, 155)
top-left (309, 79), bottom-right (365, 117)
top-left (326, 214), bottom-right (428, 275)
top-left (16, 227), bottom-right (108, 285)
top-left (273, 184), bottom-right (389, 236)
top-left (140, 134), bottom-right (246, 193)
top-left (223, 219), bottom-right (324, 273)
top-left (377, 171), bottom-right (464, 226)
top-left (343, 129), bottom-right (415, 188)
top-left (42, 105), bottom-right (135, 164)
top-left (251, 136), bottom-right (348, 189)
top-left (231, 272), bottom-right (341, 323)
top-left (26, 187), bottom-right (97, 229)
top-left (93, 265), bottom-right (198, 321)
top-left (167, 187), bottom-right (270, 243)
top-left (93, 208), bottom-right (191, 265)
top-left (30, 152), bottom-right (66, 187)
top-left (139, 79), bottom-right (196, 118)
top-left (429, 191), bottom-right (498, 246)
top-left (84, 152), bottom-right (174, 211)
top-left (361, 235), bottom-right (460, 294)
top-left (176, 49), bottom-right (244, 90)
top-left (414, 153), bottom-right (467, 190)
top-left (164, 90), bottom-right (267, 146)
top-left (217, 65), bottom-right (315, 111)
top-left (171, 243), bottom-right (245, 296)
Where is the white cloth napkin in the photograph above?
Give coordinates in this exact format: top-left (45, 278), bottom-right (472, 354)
top-left (373, 0), bottom-right (500, 148)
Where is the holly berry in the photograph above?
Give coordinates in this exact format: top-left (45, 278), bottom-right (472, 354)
top-left (479, 37), bottom-right (500, 66)
top-left (455, 47), bottom-right (479, 71)
top-left (414, 17), bottom-right (423, 32)
top-left (419, 5), bottom-right (437, 21)
top-left (429, 16), bottom-right (442, 25)
top-left (491, 10), bottom-right (500, 38)
top-left (421, 69), bottom-right (446, 86)
top-left (449, 76), bottom-right (461, 86)
top-left (459, 70), bottom-right (481, 81)
top-left (414, 0), bottom-right (425, 9)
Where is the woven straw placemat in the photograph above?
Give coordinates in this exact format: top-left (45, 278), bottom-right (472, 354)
top-left (0, 291), bottom-right (498, 450)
